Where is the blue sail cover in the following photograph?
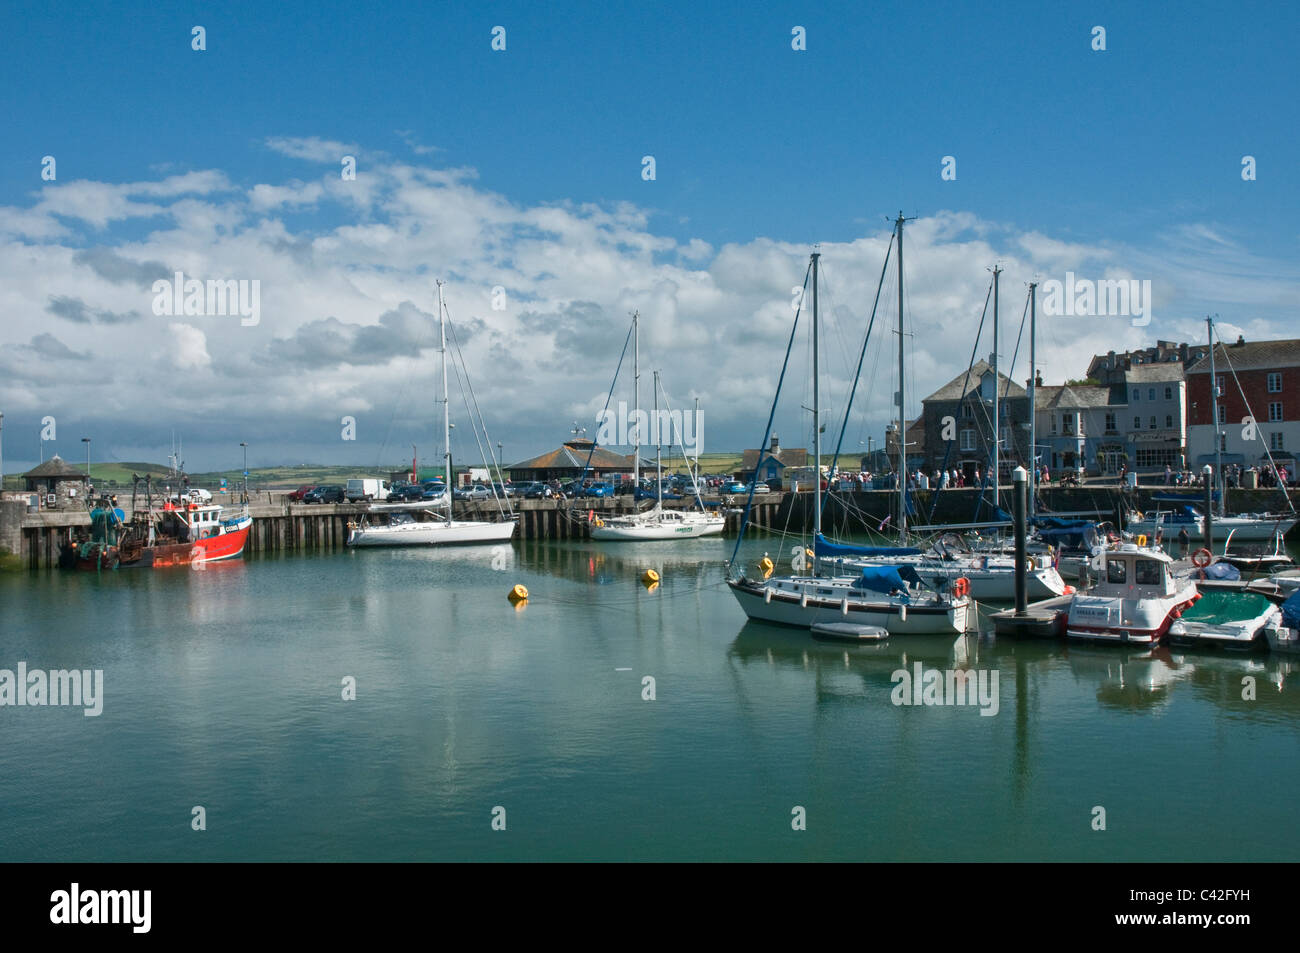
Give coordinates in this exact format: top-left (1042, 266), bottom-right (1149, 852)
top-left (1151, 490), bottom-right (1220, 503)
top-left (1034, 517), bottom-right (1096, 550)
top-left (1282, 590), bottom-right (1300, 630)
top-left (850, 564), bottom-right (923, 595)
top-left (814, 533), bottom-right (922, 558)
top-left (1197, 561), bottom-right (1241, 580)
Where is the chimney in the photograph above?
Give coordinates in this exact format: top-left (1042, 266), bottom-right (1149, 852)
top-left (1235, 335), bottom-right (1245, 347)
top-left (1036, 371), bottom-right (1043, 386)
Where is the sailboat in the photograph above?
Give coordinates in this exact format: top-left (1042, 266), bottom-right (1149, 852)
top-left (589, 315), bottom-right (725, 541)
top-left (347, 281), bottom-right (517, 548)
top-left (727, 222), bottom-right (973, 635)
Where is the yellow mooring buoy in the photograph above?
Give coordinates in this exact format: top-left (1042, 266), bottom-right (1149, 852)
top-left (508, 583), bottom-right (529, 605)
top-left (641, 569), bottom-right (660, 588)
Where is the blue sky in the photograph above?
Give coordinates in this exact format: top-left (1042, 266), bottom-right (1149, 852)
top-left (1, 1), bottom-right (1296, 471)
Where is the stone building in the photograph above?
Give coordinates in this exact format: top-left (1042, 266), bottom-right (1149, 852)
top-left (21, 455), bottom-right (91, 509)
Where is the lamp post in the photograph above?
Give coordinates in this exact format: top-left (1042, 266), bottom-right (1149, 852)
top-left (240, 442), bottom-right (248, 503)
top-left (81, 437), bottom-right (91, 476)
top-left (0, 411), bottom-right (5, 493)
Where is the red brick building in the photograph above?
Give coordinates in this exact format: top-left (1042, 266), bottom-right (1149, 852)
top-left (1186, 336), bottom-right (1300, 471)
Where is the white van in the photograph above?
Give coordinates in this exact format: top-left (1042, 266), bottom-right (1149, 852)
top-left (345, 478), bottom-right (391, 502)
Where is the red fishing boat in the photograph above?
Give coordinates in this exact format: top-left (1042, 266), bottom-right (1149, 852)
top-left (61, 493), bottom-right (252, 570)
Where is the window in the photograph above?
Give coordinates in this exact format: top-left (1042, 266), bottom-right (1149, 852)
top-left (1063, 414), bottom-right (1075, 435)
top-left (1136, 447), bottom-right (1179, 468)
top-left (1272, 433), bottom-right (1285, 451)
top-left (1105, 412), bottom-right (1116, 433)
top-left (1269, 402), bottom-right (1283, 422)
top-left (1107, 560), bottom-right (1127, 585)
top-left (1268, 373), bottom-right (1282, 393)
top-left (1135, 560), bottom-right (1163, 586)
top-left (1165, 415), bottom-right (1174, 429)
top-left (1149, 416), bottom-right (1157, 429)
top-left (1132, 388), bottom-right (1140, 401)
top-left (1148, 388), bottom-right (1156, 401)
top-left (959, 429), bottom-right (976, 451)
top-left (1164, 386), bottom-right (1173, 400)
top-left (1134, 416), bottom-right (1141, 429)
top-left (1050, 414), bottom-right (1057, 434)
top-left (962, 403), bottom-right (973, 418)
top-left (1215, 375), bottom-right (1225, 397)
top-left (1220, 434), bottom-right (1228, 452)
top-left (1218, 405), bottom-right (1227, 424)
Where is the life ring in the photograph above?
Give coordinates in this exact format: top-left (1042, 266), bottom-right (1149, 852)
top-left (952, 577), bottom-right (970, 598)
top-left (1026, 556), bottom-right (1036, 571)
top-left (1136, 534), bottom-right (1148, 547)
top-left (188, 502), bottom-right (198, 511)
top-left (1191, 548), bottom-right (1212, 568)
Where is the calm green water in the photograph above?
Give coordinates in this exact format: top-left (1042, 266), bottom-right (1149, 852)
top-left (2, 534), bottom-right (1298, 862)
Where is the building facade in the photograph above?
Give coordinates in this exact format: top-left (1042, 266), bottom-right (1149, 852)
top-left (1185, 336), bottom-right (1300, 471)
top-left (920, 360), bottom-right (1030, 480)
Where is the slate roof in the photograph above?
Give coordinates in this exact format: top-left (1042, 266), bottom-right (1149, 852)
top-left (509, 440), bottom-right (633, 471)
top-left (22, 454), bottom-right (88, 479)
top-left (1185, 338), bottom-right (1300, 373)
top-left (923, 360), bottom-right (1028, 402)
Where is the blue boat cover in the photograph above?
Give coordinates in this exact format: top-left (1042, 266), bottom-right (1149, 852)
top-left (1197, 561), bottom-right (1241, 580)
top-left (1282, 590), bottom-right (1300, 630)
top-left (850, 564), bottom-right (923, 595)
top-left (1151, 490), bottom-right (1220, 503)
top-left (814, 533), bottom-right (922, 558)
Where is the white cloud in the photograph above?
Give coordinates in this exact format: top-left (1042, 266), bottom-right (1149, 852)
top-left (0, 145), bottom-right (1294, 471)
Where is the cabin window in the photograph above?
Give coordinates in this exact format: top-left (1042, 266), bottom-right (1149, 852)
top-left (1106, 560), bottom-right (1127, 584)
top-left (1135, 559), bottom-right (1162, 586)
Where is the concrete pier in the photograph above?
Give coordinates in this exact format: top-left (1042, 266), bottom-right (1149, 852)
top-left (2, 483), bottom-right (1293, 570)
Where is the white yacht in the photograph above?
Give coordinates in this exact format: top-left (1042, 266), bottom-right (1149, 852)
top-left (1126, 505), bottom-right (1295, 543)
top-left (346, 281), bottom-right (516, 548)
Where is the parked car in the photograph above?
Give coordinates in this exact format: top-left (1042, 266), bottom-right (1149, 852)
top-left (421, 481), bottom-right (448, 500)
top-left (304, 484), bottom-right (346, 504)
top-left (580, 482), bottom-right (614, 498)
top-left (288, 484), bottom-right (317, 502)
top-left (454, 484), bottom-right (491, 501)
top-left (346, 478), bottom-right (391, 502)
top-left (491, 482), bottom-right (516, 499)
top-left (388, 483), bottom-right (426, 502)
top-left (178, 488), bottom-right (213, 503)
top-left (723, 481), bottom-right (747, 494)
top-left (524, 482), bottom-right (553, 499)
top-left (749, 482), bottom-right (771, 494)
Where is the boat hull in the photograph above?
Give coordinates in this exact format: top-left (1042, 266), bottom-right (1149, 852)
top-left (728, 578), bottom-right (970, 635)
top-left (590, 518), bottom-right (724, 541)
top-left (347, 519), bottom-right (517, 547)
top-left (1128, 517), bottom-right (1296, 541)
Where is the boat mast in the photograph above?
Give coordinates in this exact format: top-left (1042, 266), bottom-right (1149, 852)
top-left (438, 280), bottom-right (452, 524)
top-left (1207, 315), bottom-right (1223, 516)
top-left (1028, 281), bottom-right (1038, 519)
top-left (992, 264), bottom-right (1001, 513)
top-left (812, 250), bottom-right (821, 546)
top-left (654, 370), bottom-right (663, 514)
top-left (895, 214), bottom-right (906, 540)
top-left (633, 311), bottom-right (640, 493)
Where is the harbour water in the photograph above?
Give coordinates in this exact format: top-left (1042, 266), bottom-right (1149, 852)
top-left (2, 534), bottom-right (1298, 862)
